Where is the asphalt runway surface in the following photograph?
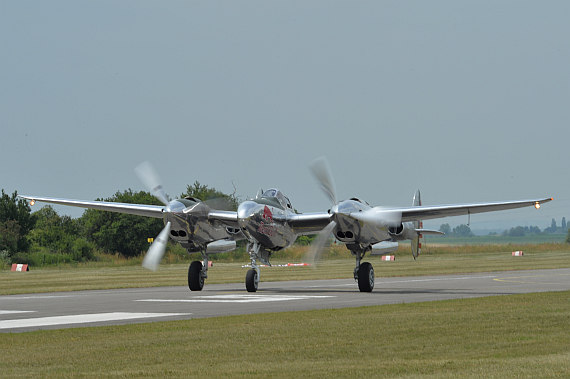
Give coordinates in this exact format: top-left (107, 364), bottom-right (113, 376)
top-left (2, 268), bottom-right (569, 333)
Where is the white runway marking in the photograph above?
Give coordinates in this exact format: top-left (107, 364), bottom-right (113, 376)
top-left (0, 310), bottom-right (36, 315)
top-left (0, 312), bottom-right (190, 330)
top-left (137, 294), bottom-right (335, 303)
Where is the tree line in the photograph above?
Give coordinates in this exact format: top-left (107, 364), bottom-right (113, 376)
top-left (439, 217), bottom-right (569, 238)
top-left (0, 182), bottom-right (238, 268)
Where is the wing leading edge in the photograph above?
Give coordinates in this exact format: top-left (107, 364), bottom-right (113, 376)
top-left (398, 197), bottom-right (553, 222)
top-left (19, 195), bottom-right (164, 219)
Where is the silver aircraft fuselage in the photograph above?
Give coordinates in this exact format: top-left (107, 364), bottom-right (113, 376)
top-left (237, 199), bottom-right (296, 250)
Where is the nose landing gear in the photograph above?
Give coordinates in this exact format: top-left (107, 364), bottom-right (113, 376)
top-left (245, 241), bottom-right (270, 292)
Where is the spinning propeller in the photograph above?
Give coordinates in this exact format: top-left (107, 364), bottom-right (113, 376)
top-left (306, 157), bottom-right (401, 264)
top-left (135, 161), bottom-right (171, 271)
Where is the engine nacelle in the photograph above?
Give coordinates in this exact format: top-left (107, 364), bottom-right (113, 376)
top-left (388, 222), bottom-right (417, 241)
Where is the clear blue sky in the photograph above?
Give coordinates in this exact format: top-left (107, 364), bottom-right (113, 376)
top-left (1, 1), bottom-right (568, 231)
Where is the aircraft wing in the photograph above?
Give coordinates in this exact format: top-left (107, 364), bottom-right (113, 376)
top-left (207, 210), bottom-right (239, 228)
top-left (287, 212), bottom-right (332, 235)
top-left (19, 195), bottom-right (165, 219)
top-left (397, 197), bottom-right (553, 222)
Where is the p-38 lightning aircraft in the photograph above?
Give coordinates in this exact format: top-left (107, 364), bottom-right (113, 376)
top-left (20, 159), bottom-right (552, 293)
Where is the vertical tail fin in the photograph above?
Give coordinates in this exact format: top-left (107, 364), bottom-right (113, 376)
top-left (411, 189), bottom-right (422, 259)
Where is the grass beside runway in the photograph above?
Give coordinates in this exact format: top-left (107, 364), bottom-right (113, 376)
top-left (1, 243), bottom-right (569, 295)
top-left (0, 290), bottom-right (568, 378)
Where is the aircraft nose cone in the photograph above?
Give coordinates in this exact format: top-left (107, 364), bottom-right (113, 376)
top-left (237, 201), bottom-right (259, 229)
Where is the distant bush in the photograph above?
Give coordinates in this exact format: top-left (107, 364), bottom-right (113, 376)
top-left (70, 238), bottom-right (96, 262)
top-left (0, 249), bottom-right (11, 268)
top-left (11, 250), bottom-right (74, 267)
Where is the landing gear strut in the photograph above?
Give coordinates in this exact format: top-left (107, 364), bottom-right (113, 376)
top-left (188, 250), bottom-right (210, 291)
top-left (245, 241), bottom-right (270, 292)
top-left (348, 244), bottom-right (374, 292)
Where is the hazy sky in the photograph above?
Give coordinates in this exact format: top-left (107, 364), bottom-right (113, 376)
top-left (1, 1), bottom-right (568, 231)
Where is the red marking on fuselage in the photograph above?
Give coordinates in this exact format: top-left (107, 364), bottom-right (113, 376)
top-left (258, 205), bottom-right (275, 236)
top-left (263, 205), bottom-right (273, 222)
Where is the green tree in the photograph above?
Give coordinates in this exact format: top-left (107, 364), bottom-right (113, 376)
top-left (181, 181), bottom-right (238, 211)
top-left (29, 206), bottom-right (76, 252)
top-left (452, 224), bottom-right (473, 237)
top-left (439, 223), bottom-right (451, 235)
top-left (507, 226), bottom-right (526, 237)
top-left (545, 218), bottom-right (558, 233)
top-left (28, 206), bottom-right (96, 262)
top-left (566, 229), bottom-right (570, 244)
top-left (80, 190), bottom-right (164, 258)
top-left (0, 220), bottom-right (20, 253)
top-left (529, 225), bottom-right (541, 234)
top-left (0, 190), bottom-right (36, 254)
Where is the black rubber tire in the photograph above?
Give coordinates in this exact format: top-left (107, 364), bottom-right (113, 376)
top-left (357, 262), bottom-right (374, 292)
top-left (245, 269), bottom-right (258, 292)
top-left (188, 261), bottom-right (204, 291)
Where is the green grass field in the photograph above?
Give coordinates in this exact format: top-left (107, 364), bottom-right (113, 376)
top-left (1, 291), bottom-right (568, 378)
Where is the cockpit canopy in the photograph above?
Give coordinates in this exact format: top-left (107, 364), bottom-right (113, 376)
top-left (261, 188), bottom-right (293, 210)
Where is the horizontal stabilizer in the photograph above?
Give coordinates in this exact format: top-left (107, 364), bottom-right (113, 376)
top-left (415, 229), bottom-right (445, 236)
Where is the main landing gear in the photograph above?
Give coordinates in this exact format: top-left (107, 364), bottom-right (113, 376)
top-left (348, 244), bottom-right (375, 292)
top-left (187, 251), bottom-right (210, 291)
top-left (245, 241), bottom-right (271, 292)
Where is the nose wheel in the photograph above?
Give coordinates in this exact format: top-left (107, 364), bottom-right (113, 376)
top-left (245, 241), bottom-right (266, 292)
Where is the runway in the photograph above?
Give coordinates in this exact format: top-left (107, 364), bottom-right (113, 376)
top-left (1, 268), bottom-right (569, 333)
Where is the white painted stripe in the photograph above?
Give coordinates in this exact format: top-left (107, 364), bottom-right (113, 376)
top-left (0, 312), bottom-right (190, 330)
top-left (0, 310), bottom-right (36, 315)
top-left (137, 294), bottom-right (334, 303)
